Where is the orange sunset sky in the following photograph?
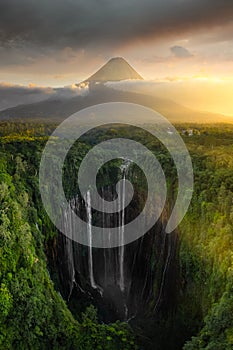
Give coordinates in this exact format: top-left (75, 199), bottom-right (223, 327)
top-left (0, 0), bottom-right (233, 116)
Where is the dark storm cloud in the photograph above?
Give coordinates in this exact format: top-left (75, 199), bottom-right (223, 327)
top-left (170, 46), bottom-right (193, 58)
top-left (0, 0), bottom-right (232, 52)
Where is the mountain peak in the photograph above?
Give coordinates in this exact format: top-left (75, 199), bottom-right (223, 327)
top-left (107, 57), bottom-right (128, 63)
top-left (84, 57), bottom-right (143, 83)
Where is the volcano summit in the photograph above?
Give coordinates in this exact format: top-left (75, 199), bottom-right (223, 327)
top-left (83, 57), bottom-right (143, 83)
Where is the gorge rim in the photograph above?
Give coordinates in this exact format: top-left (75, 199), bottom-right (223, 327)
top-left (39, 102), bottom-right (193, 346)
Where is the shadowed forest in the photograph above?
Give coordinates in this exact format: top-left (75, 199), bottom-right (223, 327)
top-left (0, 122), bottom-right (233, 349)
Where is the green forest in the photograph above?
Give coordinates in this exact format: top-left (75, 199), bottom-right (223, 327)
top-left (0, 122), bottom-right (233, 349)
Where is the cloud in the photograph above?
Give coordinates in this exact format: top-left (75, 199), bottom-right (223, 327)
top-left (52, 84), bottom-right (89, 98)
top-left (0, 0), bottom-right (232, 59)
top-left (170, 46), bottom-right (193, 58)
top-left (0, 84), bottom-right (51, 110)
top-left (105, 78), bottom-right (233, 116)
top-left (0, 83), bottom-right (89, 111)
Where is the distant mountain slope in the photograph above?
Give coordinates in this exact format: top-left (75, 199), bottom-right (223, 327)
top-left (0, 57), bottom-right (231, 124)
top-left (82, 57), bottom-right (143, 83)
top-left (0, 84), bottom-right (230, 124)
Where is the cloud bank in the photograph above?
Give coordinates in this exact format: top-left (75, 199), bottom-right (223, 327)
top-left (0, 0), bottom-right (232, 56)
top-left (0, 83), bottom-right (89, 111)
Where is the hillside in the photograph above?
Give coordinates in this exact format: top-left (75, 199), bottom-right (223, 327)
top-left (0, 84), bottom-right (230, 124)
top-left (82, 57), bottom-right (143, 83)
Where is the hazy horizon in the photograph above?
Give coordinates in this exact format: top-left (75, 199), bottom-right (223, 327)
top-left (0, 0), bottom-right (232, 121)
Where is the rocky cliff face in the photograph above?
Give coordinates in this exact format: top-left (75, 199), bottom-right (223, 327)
top-left (51, 163), bottom-right (179, 330)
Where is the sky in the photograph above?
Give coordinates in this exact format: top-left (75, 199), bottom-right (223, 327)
top-left (0, 0), bottom-right (233, 115)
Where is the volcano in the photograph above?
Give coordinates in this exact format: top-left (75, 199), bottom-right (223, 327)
top-left (0, 57), bottom-right (230, 124)
top-left (83, 57), bottom-right (143, 83)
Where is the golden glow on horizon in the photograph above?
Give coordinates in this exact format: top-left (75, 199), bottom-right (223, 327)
top-left (150, 77), bottom-right (233, 117)
top-left (107, 75), bottom-right (233, 117)
top-left (1, 65), bottom-right (233, 117)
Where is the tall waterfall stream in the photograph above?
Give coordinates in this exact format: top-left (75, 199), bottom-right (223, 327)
top-left (55, 159), bottom-right (178, 329)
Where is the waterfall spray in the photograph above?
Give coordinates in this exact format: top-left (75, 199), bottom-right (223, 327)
top-left (86, 190), bottom-right (97, 289)
top-left (118, 159), bottom-right (131, 292)
top-left (119, 171), bottom-right (126, 292)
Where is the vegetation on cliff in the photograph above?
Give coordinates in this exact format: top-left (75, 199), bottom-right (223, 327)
top-left (0, 122), bottom-right (233, 349)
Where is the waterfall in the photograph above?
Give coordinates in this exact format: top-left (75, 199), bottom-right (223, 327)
top-left (86, 190), bottom-right (97, 289)
top-left (102, 187), bottom-right (107, 285)
top-left (119, 170), bottom-right (126, 292)
top-left (118, 159), bottom-right (130, 293)
top-left (154, 233), bottom-right (172, 312)
top-left (56, 160), bottom-right (178, 328)
top-left (60, 204), bottom-right (76, 301)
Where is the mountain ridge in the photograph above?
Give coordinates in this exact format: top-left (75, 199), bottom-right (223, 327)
top-left (0, 57), bottom-right (232, 124)
top-left (0, 84), bottom-right (230, 124)
top-left (82, 57), bottom-right (143, 83)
